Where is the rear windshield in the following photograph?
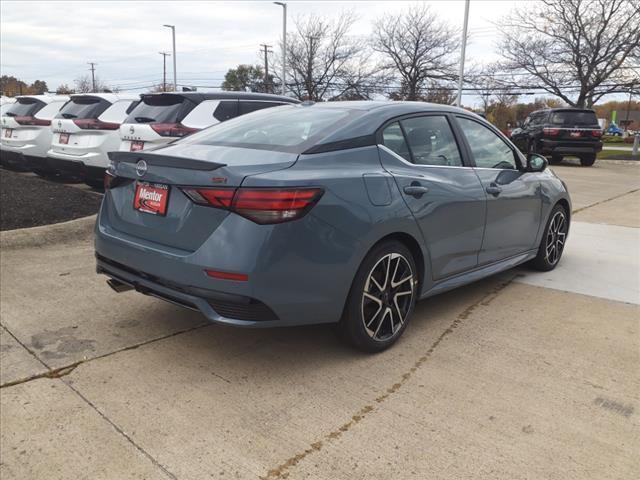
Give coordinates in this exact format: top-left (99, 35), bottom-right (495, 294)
top-left (180, 105), bottom-right (354, 153)
top-left (549, 110), bottom-right (598, 126)
top-left (124, 94), bottom-right (196, 124)
top-left (57, 96), bottom-right (111, 119)
top-left (4, 98), bottom-right (45, 117)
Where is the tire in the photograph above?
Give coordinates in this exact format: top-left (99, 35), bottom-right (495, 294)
top-left (580, 154), bottom-right (596, 167)
top-left (549, 155), bottom-right (563, 165)
top-left (338, 240), bottom-right (418, 352)
top-left (530, 205), bottom-right (569, 271)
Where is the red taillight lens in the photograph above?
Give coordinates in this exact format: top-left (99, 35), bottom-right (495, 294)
top-left (591, 129), bottom-right (603, 137)
top-left (543, 127), bottom-right (560, 136)
top-left (150, 123), bottom-right (199, 137)
top-left (180, 187), bottom-right (324, 224)
top-left (181, 188), bottom-right (235, 208)
top-left (14, 116), bottom-right (51, 126)
top-left (104, 170), bottom-right (116, 189)
top-left (204, 269), bottom-right (249, 282)
top-left (73, 119), bottom-right (120, 130)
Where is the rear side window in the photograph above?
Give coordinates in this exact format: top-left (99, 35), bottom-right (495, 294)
top-left (549, 110), bottom-right (598, 126)
top-left (99, 100), bottom-right (136, 124)
top-left (381, 122), bottom-right (411, 161)
top-left (4, 98), bottom-right (45, 117)
top-left (181, 105), bottom-right (354, 152)
top-left (400, 116), bottom-right (463, 166)
top-left (238, 101), bottom-right (285, 115)
top-left (124, 94), bottom-right (196, 124)
top-left (57, 96), bottom-right (110, 119)
top-left (214, 100), bottom-right (238, 121)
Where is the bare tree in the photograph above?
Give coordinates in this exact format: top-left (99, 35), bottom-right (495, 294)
top-left (74, 74), bottom-right (110, 93)
top-left (371, 5), bottom-right (460, 101)
top-left (498, 0), bottom-right (640, 108)
top-left (273, 13), bottom-right (384, 101)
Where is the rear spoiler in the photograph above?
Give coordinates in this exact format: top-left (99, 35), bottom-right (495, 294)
top-left (108, 151), bottom-right (226, 171)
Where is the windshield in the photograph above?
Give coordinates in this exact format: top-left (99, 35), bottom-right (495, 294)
top-left (549, 110), bottom-right (598, 126)
top-left (124, 94), bottom-right (196, 124)
top-left (4, 98), bottom-right (45, 117)
top-left (57, 96), bottom-right (110, 119)
top-left (180, 105), bottom-right (354, 152)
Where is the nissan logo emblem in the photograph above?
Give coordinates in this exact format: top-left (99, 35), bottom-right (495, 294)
top-left (57, 120), bottom-right (62, 128)
top-left (129, 125), bottom-right (135, 134)
top-left (136, 160), bottom-right (147, 177)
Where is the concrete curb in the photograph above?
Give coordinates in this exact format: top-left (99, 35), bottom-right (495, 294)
top-left (0, 215), bottom-right (96, 250)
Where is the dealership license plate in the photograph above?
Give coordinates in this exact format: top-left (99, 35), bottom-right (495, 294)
top-left (130, 140), bottom-right (145, 152)
top-left (59, 133), bottom-right (70, 144)
top-left (134, 182), bottom-right (170, 216)
top-left (570, 131), bottom-right (581, 138)
top-left (4, 129), bottom-right (12, 138)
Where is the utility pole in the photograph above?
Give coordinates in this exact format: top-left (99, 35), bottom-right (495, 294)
top-left (274, 2), bottom-right (287, 95)
top-left (163, 25), bottom-right (177, 91)
top-left (456, 0), bottom-right (470, 107)
top-left (88, 62), bottom-right (97, 93)
top-left (260, 44), bottom-right (273, 93)
top-left (159, 52), bottom-right (171, 92)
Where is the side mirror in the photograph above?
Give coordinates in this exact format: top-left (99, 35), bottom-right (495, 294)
top-left (527, 153), bottom-right (547, 172)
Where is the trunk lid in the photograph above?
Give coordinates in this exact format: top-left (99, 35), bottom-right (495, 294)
top-left (104, 144), bottom-right (298, 251)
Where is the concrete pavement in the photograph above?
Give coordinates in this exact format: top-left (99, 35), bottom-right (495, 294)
top-left (1, 160), bottom-right (639, 480)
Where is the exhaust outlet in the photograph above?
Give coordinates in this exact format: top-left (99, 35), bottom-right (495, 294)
top-left (107, 278), bottom-right (134, 293)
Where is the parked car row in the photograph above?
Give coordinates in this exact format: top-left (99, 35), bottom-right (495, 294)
top-left (0, 91), bottom-right (298, 187)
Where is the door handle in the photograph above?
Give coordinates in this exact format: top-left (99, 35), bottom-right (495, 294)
top-left (486, 184), bottom-right (502, 196)
top-left (403, 185), bottom-right (429, 198)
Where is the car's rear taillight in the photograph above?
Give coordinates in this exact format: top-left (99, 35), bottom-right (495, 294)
top-left (151, 123), bottom-right (199, 137)
top-left (181, 187), bottom-right (324, 224)
top-left (591, 129), bottom-right (603, 137)
top-left (14, 116), bottom-right (51, 126)
top-left (543, 127), bottom-right (560, 136)
top-left (74, 119), bottom-right (120, 130)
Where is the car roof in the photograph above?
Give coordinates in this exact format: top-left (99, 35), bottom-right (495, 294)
top-left (140, 91), bottom-right (299, 103)
top-left (70, 92), bottom-right (139, 103)
top-left (14, 94), bottom-right (70, 104)
top-left (530, 108), bottom-right (596, 115)
top-left (299, 101), bottom-right (484, 150)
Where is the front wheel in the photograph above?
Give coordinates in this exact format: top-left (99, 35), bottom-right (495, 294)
top-left (530, 205), bottom-right (569, 271)
top-left (338, 241), bottom-right (418, 352)
top-left (580, 154), bottom-right (596, 167)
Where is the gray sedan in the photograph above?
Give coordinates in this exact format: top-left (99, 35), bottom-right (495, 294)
top-left (96, 101), bottom-right (571, 352)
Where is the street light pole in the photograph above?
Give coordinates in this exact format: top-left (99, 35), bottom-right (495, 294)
top-left (456, 0), bottom-right (470, 107)
top-left (274, 2), bottom-right (287, 95)
top-left (163, 24), bottom-right (177, 91)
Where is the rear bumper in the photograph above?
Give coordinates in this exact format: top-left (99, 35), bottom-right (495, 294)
top-left (47, 148), bottom-right (109, 169)
top-left (0, 149), bottom-right (46, 171)
top-left (540, 139), bottom-right (603, 156)
top-left (94, 197), bottom-right (362, 328)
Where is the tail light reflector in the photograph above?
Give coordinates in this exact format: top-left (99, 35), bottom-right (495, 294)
top-left (151, 123), bottom-right (199, 137)
top-left (73, 119), bottom-right (120, 130)
top-left (204, 269), bottom-right (248, 282)
top-left (543, 127), bottom-right (560, 136)
top-left (14, 116), bottom-right (51, 126)
top-left (591, 129), bottom-right (603, 137)
top-left (181, 187), bottom-right (324, 224)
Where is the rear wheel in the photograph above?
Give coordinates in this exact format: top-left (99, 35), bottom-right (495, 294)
top-left (530, 205), bottom-right (569, 271)
top-left (580, 154), bottom-right (596, 167)
top-left (338, 241), bottom-right (418, 352)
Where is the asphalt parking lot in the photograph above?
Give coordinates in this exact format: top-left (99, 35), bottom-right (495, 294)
top-left (1, 159), bottom-right (638, 480)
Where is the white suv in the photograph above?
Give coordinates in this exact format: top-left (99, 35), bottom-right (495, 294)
top-left (1, 95), bottom-right (69, 171)
top-left (47, 93), bottom-right (139, 187)
top-left (119, 92), bottom-right (298, 152)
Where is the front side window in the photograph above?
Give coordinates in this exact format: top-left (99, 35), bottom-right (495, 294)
top-left (381, 122), bottom-right (411, 161)
top-left (457, 117), bottom-right (517, 169)
top-left (401, 116), bottom-right (463, 166)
